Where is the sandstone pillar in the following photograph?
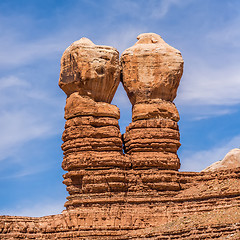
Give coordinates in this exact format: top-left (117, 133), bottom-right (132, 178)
top-left (121, 33), bottom-right (184, 170)
top-left (59, 38), bottom-right (128, 209)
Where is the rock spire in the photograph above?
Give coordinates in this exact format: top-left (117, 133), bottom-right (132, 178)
top-left (59, 38), bottom-right (127, 209)
top-left (121, 33), bottom-right (184, 170)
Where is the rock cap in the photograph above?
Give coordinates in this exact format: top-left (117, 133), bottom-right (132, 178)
top-left (121, 33), bottom-right (184, 105)
top-left (59, 37), bottom-right (120, 103)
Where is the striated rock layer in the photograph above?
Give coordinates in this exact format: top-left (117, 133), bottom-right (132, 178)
top-left (59, 38), bottom-right (129, 209)
top-left (121, 33), bottom-right (183, 171)
top-left (62, 94), bottom-right (129, 209)
top-left (1, 168), bottom-right (240, 239)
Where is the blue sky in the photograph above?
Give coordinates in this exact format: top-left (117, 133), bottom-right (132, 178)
top-left (0, 0), bottom-right (240, 217)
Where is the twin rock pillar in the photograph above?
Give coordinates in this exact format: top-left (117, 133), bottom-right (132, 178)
top-left (59, 33), bottom-right (184, 209)
top-left (59, 38), bottom-right (128, 209)
top-left (121, 33), bottom-right (183, 171)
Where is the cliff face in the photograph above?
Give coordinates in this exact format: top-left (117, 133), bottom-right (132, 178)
top-left (1, 33), bottom-right (240, 239)
top-left (1, 169), bottom-right (240, 239)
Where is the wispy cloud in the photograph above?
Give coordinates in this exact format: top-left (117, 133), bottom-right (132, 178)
top-left (0, 199), bottom-right (65, 217)
top-left (0, 12), bottom-right (89, 69)
top-left (180, 135), bottom-right (240, 172)
top-left (0, 75), bottom-right (62, 163)
top-left (0, 76), bottom-right (29, 90)
top-left (102, 26), bottom-right (147, 54)
top-left (177, 104), bottom-right (237, 121)
top-left (106, 0), bottom-right (192, 21)
top-left (177, 61), bottom-right (240, 106)
top-left (151, 0), bottom-right (192, 19)
top-left (0, 31), bottom-right (69, 68)
top-left (207, 15), bottom-right (240, 48)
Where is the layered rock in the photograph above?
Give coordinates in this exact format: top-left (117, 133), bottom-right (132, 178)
top-left (1, 168), bottom-right (240, 239)
top-left (59, 38), bottom-right (128, 209)
top-left (121, 33), bottom-right (183, 170)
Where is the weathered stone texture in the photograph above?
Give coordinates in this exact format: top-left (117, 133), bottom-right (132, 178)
top-left (121, 33), bottom-right (183, 105)
top-left (203, 148), bottom-right (240, 172)
top-left (121, 33), bottom-right (183, 171)
top-left (58, 38), bottom-right (129, 210)
top-left (1, 169), bottom-right (240, 239)
top-left (61, 94), bottom-right (128, 209)
top-left (59, 37), bottom-right (120, 102)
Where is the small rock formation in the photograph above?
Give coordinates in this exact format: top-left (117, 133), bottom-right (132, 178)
top-left (202, 148), bottom-right (240, 172)
top-left (121, 33), bottom-right (183, 170)
top-left (59, 38), bottom-right (128, 209)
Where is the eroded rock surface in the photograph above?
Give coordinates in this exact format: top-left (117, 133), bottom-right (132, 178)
top-left (59, 38), bottom-right (128, 209)
top-left (1, 169), bottom-right (240, 239)
top-left (59, 37), bottom-right (120, 102)
top-left (121, 33), bottom-right (183, 171)
top-left (202, 148), bottom-right (240, 172)
top-left (121, 33), bottom-right (183, 105)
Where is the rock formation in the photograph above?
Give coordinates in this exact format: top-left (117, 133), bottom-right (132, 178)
top-left (202, 148), bottom-right (240, 172)
top-left (59, 37), bottom-right (120, 102)
top-left (121, 33), bottom-right (183, 171)
top-left (59, 38), bottom-right (128, 209)
top-left (1, 34), bottom-right (240, 239)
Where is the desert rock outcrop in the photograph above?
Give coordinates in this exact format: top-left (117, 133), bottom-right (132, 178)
top-left (202, 148), bottom-right (240, 172)
top-left (121, 33), bottom-right (183, 170)
top-left (59, 38), bottom-right (128, 209)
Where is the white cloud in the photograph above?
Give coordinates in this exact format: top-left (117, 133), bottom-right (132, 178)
top-left (191, 108), bottom-right (236, 121)
top-left (107, 0), bottom-right (192, 21)
top-left (0, 164), bottom-right (51, 180)
top-left (0, 76), bottom-right (29, 90)
top-left (0, 110), bottom-right (53, 161)
top-left (176, 60), bottom-right (240, 107)
top-left (177, 104), bottom-right (237, 121)
top-left (0, 34), bottom-right (67, 68)
top-left (151, 0), bottom-right (190, 19)
top-left (100, 26), bottom-right (147, 54)
top-left (0, 76), bottom-right (63, 162)
top-left (207, 16), bottom-right (240, 48)
top-left (180, 135), bottom-right (240, 172)
top-left (0, 13), bottom-right (88, 68)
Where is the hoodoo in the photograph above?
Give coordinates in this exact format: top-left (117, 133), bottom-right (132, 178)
top-left (59, 38), bottom-right (128, 209)
top-left (121, 33), bottom-right (183, 171)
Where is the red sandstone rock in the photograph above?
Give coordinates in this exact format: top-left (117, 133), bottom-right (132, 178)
top-left (1, 169), bottom-right (240, 239)
top-left (64, 93), bottom-right (120, 120)
top-left (121, 33), bottom-right (184, 105)
top-left (58, 38), bottom-right (129, 210)
top-left (132, 100), bottom-right (180, 122)
top-left (59, 37), bottom-right (120, 102)
top-left (121, 33), bottom-right (183, 171)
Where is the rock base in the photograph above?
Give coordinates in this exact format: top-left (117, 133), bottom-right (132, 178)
top-left (1, 168), bottom-right (240, 239)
